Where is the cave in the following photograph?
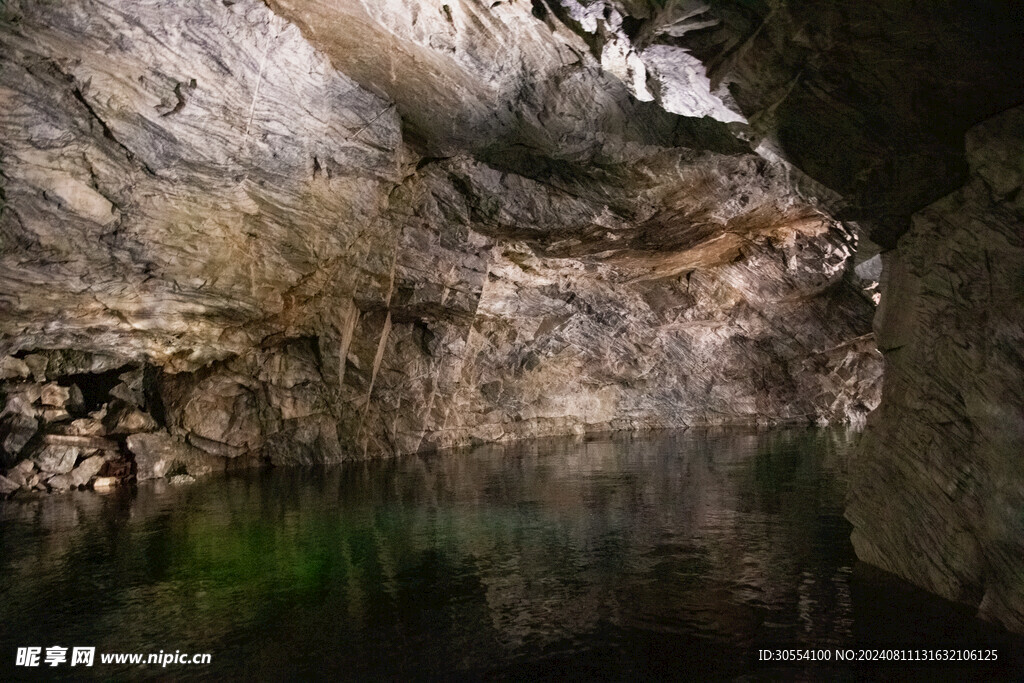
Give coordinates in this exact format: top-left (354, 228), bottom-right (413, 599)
top-left (0, 0), bottom-right (1022, 677)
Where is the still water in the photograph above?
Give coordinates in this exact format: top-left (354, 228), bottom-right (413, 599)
top-left (0, 428), bottom-right (1020, 681)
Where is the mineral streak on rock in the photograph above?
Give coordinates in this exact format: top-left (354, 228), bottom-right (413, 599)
top-left (0, 0), bottom-right (1019, 633)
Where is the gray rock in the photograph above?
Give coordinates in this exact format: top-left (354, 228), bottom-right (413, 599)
top-left (22, 355), bottom-right (48, 383)
top-left (68, 454), bottom-right (108, 488)
top-left (32, 445), bottom-right (81, 475)
top-left (1, 413), bottom-right (38, 462)
top-left (126, 432), bottom-right (226, 481)
top-left (848, 106), bottom-right (1024, 634)
top-left (39, 383), bottom-right (70, 408)
top-left (45, 473), bottom-right (75, 491)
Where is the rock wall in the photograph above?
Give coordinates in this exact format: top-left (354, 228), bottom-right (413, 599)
top-left (847, 107), bottom-right (1024, 632)
top-left (0, 0), bottom-right (881, 493)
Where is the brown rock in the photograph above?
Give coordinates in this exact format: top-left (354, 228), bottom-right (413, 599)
top-left (0, 356), bottom-right (31, 380)
top-left (68, 454), bottom-right (108, 488)
top-left (126, 432), bottom-right (226, 481)
top-left (0, 474), bottom-right (19, 495)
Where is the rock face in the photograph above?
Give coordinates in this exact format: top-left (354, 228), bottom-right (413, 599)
top-left (0, 0), bottom-right (1019, 633)
top-left (848, 107), bottom-right (1024, 632)
top-left (0, 0), bottom-right (881, 484)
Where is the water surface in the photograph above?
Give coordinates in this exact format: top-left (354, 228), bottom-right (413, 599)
top-left (1, 428), bottom-right (1020, 680)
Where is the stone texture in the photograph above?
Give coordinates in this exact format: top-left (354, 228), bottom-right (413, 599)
top-left (847, 106), bottom-right (1024, 633)
top-left (32, 444), bottom-right (81, 475)
top-left (127, 432), bottom-right (226, 481)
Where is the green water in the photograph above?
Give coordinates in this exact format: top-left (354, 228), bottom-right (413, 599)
top-left (0, 428), bottom-right (1020, 680)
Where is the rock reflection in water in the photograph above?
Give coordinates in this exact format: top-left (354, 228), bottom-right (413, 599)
top-left (0, 428), bottom-right (1020, 680)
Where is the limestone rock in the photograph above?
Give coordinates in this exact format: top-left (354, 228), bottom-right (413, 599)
top-left (4, 459), bottom-right (36, 488)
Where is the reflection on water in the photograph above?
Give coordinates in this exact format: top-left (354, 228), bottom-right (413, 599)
top-left (0, 428), bottom-right (1021, 680)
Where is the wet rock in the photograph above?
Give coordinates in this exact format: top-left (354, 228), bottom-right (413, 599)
top-left (45, 473), bottom-right (76, 491)
top-left (848, 106), bottom-right (1024, 633)
top-left (168, 474), bottom-right (196, 486)
top-left (126, 432), bottom-right (226, 481)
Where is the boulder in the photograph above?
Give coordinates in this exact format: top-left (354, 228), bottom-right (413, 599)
top-left (103, 401), bottom-right (159, 435)
top-left (126, 432), bottom-right (226, 481)
top-left (0, 356), bottom-right (31, 380)
top-left (22, 355), bottom-right (47, 382)
top-left (32, 444), bottom-right (81, 475)
top-left (109, 367), bottom-right (146, 409)
top-left (40, 382), bottom-right (71, 408)
top-left (45, 472), bottom-right (75, 491)
top-left (1, 413), bottom-right (38, 463)
top-left (69, 454), bottom-right (108, 488)
top-left (4, 459), bottom-right (36, 488)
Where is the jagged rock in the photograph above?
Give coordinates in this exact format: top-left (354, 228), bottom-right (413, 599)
top-left (2, 384), bottom-right (42, 417)
top-left (22, 355), bottom-right (48, 382)
top-left (1, 413), bottom-right (38, 463)
top-left (0, 0), bottom-right (1019, 632)
top-left (109, 367), bottom-right (146, 409)
top-left (45, 473), bottom-right (75, 491)
top-left (32, 444), bottom-right (81, 475)
top-left (64, 416), bottom-right (107, 437)
top-left (126, 432), bottom-right (226, 481)
top-left (0, 356), bottom-right (30, 380)
top-left (102, 401), bottom-right (159, 435)
top-left (4, 459), bottom-right (37, 488)
top-left (68, 454), bottom-right (109, 488)
top-left (39, 383), bottom-right (67, 407)
top-left (168, 474), bottom-right (196, 486)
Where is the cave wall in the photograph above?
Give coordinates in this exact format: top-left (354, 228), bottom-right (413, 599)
top-left (848, 107), bottom-right (1024, 632)
top-left (0, 0), bottom-right (880, 492)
